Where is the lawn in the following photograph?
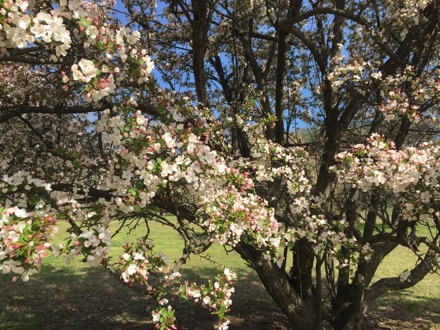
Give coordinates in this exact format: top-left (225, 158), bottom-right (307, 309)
top-left (0, 220), bottom-right (439, 329)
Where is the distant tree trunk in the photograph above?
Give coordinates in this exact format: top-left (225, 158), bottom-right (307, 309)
top-left (191, 0), bottom-right (209, 106)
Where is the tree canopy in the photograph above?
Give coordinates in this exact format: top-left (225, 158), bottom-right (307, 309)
top-left (1, 0), bottom-right (439, 329)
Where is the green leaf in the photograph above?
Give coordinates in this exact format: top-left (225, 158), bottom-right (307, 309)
top-left (79, 17), bottom-right (92, 28)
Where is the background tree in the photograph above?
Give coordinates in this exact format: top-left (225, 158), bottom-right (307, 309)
top-left (1, 1), bottom-right (439, 330)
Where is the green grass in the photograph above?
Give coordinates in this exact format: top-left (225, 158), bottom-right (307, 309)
top-left (106, 218), bottom-right (252, 277)
top-left (0, 219), bottom-right (439, 329)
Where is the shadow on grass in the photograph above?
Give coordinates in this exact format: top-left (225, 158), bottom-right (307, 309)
top-left (0, 264), bottom-right (290, 330)
top-left (362, 290), bottom-right (440, 330)
top-left (2, 264), bottom-right (438, 330)
top-left (0, 265), bottom-right (153, 330)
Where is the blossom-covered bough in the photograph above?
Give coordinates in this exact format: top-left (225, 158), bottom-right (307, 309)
top-left (1, 0), bottom-right (439, 329)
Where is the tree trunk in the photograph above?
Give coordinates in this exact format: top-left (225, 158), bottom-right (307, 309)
top-left (235, 242), bottom-right (320, 329)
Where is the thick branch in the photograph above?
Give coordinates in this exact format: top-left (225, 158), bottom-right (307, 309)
top-left (365, 248), bottom-right (438, 304)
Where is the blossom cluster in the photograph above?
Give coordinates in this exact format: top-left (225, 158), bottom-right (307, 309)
top-left (181, 268), bottom-right (236, 322)
top-left (116, 237), bottom-right (169, 285)
top-left (1, 170), bottom-right (52, 208)
top-left (335, 134), bottom-right (439, 223)
top-left (152, 268), bottom-right (237, 330)
top-left (113, 233), bottom-right (237, 329)
top-left (55, 225), bottom-right (111, 266)
top-left (327, 50), bottom-right (371, 89)
top-left (198, 187), bottom-right (282, 253)
top-left (0, 0), bottom-right (71, 55)
top-left (98, 106), bottom-right (249, 212)
top-left (220, 115), bottom-right (351, 259)
top-left (378, 66), bottom-right (440, 122)
top-left (1, 0), bottom-right (154, 102)
top-left (384, 0), bottom-right (430, 30)
top-left (240, 119), bottom-right (311, 198)
top-left (151, 305), bottom-right (177, 330)
top-left (0, 207), bottom-right (57, 281)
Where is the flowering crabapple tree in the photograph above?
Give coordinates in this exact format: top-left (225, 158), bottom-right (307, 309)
top-left (1, 0), bottom-right (440, 329)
